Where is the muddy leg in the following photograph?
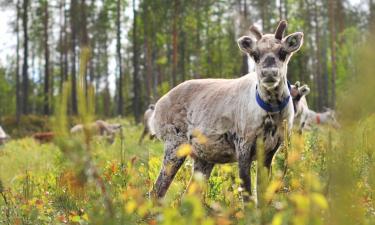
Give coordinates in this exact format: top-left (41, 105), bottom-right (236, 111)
top-left (184, 158), bottom-right (214, 199)
top-left (151, 141), bottom-right (186, 199)
top-left (264, 141), bottom-right (281, 171)
top-left (238, 141), bottom-right (256, 202)
top-left (193, 158), bottom-right (215, 179)
top-left (138, 127), bottom-right (148, 145)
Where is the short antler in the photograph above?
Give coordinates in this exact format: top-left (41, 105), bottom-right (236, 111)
top-left (249, 25), bottom-right (262, 40)
top-left (275, 20), bottom-right (287, 40)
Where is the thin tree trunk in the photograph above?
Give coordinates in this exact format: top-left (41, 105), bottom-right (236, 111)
top-left (328, 0), bottom-right (337, 108)
top-left (59, 0), bottom-right (64, 94)
top-left (43, 1), bottom-right (50, 115)
top-left (322, 27), bottom-right (329, 108)
top-left (63, 0), bottom-right (69, 83)
top-left (116, 0), bottom-right (124, 115)
top-left (16, 0), bottom-right (21, 122)
top-left (103, 38), bottom-right (110, 117)
top-left (80, 0), bottom-right (89, 98)
top-left (133, 0), bottom-right (141, 123)
top-left (21, 0), bottom-right (29, 115)
top-left (240, 0), bottom-right (249, 75)
top-left (371, 0), bottom-right (375, 29)
top-left (144, 35), bottom-right (152, 104)
top-left (284, 0), bottom-right (288, 33)
top-left (172, 0), bottom-right (178, 86)
top-left (70, 0), bottom-right (78, 114)
top-left (314, 1), bottom-right (323, 110)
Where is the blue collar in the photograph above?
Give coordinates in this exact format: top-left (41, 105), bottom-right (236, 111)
top-left (256, 81), bottom-right (291, 113)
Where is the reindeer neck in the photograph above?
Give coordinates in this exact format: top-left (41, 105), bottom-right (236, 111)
top-left (257, 78), bottom-right (290, 106)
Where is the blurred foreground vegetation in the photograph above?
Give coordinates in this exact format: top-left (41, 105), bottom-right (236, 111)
top-left (0, 111), bottom-right (374, 225)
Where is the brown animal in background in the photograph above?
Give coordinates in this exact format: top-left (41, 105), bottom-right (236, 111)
top-left (138, 104), bottom-right (155, 144)
top-left (33, 132), bottom-right (55, 143)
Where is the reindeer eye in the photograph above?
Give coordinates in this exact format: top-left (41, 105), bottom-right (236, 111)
top-left (250, 51), bottom-right (260, 63)
top-left (278, 48), bottom-right (288, 61)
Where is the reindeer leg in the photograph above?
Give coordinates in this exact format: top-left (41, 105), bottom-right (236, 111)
top-left (184, 158), bottom-right (214, 199)
top-left (264, 140), bottom-right (281, 171)
top-left (299, 121), bottom-right (305, 135)
top-left (193, 158), bottom-right (215, 179)
top-left (151, 141), bottom-right (186, 199)
top-left (138, 127), bottom-right (148, 144)
top-left (237, 141), bottom-right (256, 202)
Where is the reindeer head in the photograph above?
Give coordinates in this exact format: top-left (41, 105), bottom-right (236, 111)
top-left (238, 21), bottom-right (304, 90)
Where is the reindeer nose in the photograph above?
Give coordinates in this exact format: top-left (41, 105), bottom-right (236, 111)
top-left (263, 56), bottom-right (276, 68)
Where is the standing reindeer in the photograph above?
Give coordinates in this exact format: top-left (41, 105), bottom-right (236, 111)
top-left (299, 107), bottom-right (340, 132)
top-left (149, 21), bottom-right (304, 200)
top-left (138, 104), bottom-right (155, 144)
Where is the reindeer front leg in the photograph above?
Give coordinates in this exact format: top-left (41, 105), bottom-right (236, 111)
top-left (263, 117), bottom-right (287, 172)
top-left (237, 140), bottom-right (256, 202)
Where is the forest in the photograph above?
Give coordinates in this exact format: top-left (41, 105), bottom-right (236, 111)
top-left (0, 0), bottom-right (369, 120)
top-left (0, 0), bottom-right (375, 225)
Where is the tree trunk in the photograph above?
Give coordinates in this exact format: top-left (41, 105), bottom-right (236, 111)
top-left (63, 0), bottom-right (69, 83)
top-left (16, 0), bottom-right (21, 122)
top-left (133, 0), bottom-right (141, 123)
top-left (116, 0), bottom-right (124, 116)
top-left (144, 32), bottom-right (152, 104)
top-left (172, 0), bottom-right (178, 86)
top-left (80, 0), bottom-right (89, 98)
top-left (322, 27), bottom-right (329, 108)
top-left (328, 0), bottom-right (337, 108)
top-left (371, 0), bottom-right (375, 30)
top-left (314, 1), bottom-right (323, 110)
top-left (43, 1), bottom-right (50, 115)
top-left (59, 0), bottom-right (64, 94)
top-left (21, 0), bottom-right (29, 115)
top-left (70, 0), bottom-right (78, 114)
top-left (240, 0), bottom-right (249, 76)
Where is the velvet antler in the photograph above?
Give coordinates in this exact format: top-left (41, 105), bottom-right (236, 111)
top-left (275, 20), bottom-right (287, 40)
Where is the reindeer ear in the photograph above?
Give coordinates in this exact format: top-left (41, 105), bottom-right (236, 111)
top-left (237, 36), bottom-right (256, 54)
top-left (249, 25), bottom-right (263, 40)
top-left (283, 32), bottom-right (304, 53)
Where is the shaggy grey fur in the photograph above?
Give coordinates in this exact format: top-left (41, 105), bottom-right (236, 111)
top-left (149, 21), bottom-right (304, 199)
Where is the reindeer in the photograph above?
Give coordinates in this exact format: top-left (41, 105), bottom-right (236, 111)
top-left (70, 120), bottom-right (122, 144)
top-left (299, 107), bottom-right (340, 132)
top-left (290, 81), bottom-right (310, 114)
top-left (138, 104), bottom-right (155, 144)
top-left (148, 21), bottom-right (304, 200)
top-left (0, 126), bottom-right (10, 145)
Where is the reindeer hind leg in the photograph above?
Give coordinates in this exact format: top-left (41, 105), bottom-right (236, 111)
top-left (151, 141), bottom-right (186, 199)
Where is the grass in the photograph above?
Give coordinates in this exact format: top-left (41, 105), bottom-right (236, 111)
top-left (0, 118), bottom-right (374, 225)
